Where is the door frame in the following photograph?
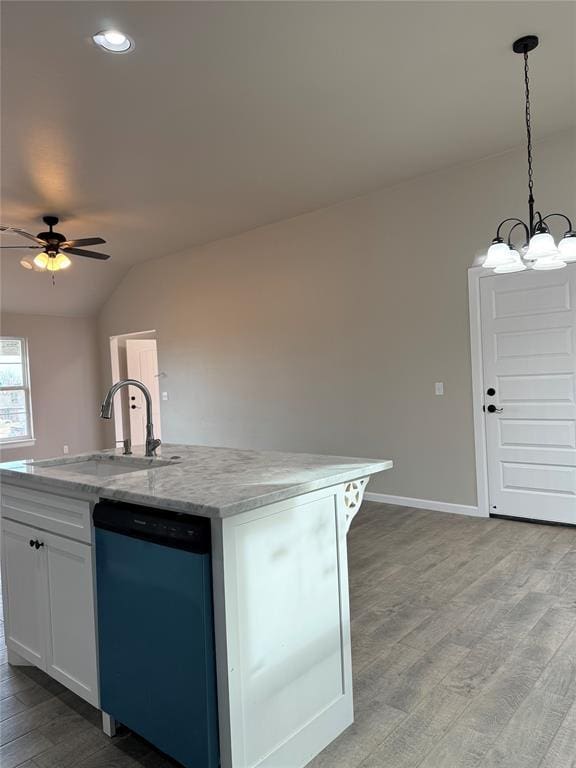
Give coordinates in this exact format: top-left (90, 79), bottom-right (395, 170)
top-left (468, 263), bottom-right (576, 519)
top-left (109, 329), bottom-right (160, 444)
top-left (468, 266), bottom-right (491, 519)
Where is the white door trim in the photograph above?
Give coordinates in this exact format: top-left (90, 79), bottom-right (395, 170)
top-left (468, 266), bottom-right (492, 519)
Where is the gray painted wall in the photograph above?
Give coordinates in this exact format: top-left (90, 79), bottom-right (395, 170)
top-left (98, 130), bottom-right (576, 506)
top-left (1, 313), bottom-right (104, 461)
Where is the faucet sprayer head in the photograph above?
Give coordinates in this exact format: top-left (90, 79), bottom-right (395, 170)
top-left (100, 395), bottom-right (113, 419)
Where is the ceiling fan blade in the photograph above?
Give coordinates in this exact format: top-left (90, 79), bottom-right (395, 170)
top-left (61, 237), bottom-right (106, 248)
top-left (64, 247), bottom-right (110, 260)
top-left (0, 245), bottom-right (43, 249)
top-left (0, 226), bottom-right (46, 245)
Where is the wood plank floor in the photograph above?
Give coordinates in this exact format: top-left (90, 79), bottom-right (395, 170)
top-left (2, 502), bottom-right (576, 768)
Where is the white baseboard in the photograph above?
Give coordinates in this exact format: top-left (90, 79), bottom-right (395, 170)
top-left (364, 492), bottom-right (485, 518)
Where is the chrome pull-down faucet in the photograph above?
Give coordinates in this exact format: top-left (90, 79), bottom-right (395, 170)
top-left (100, 379), bottom-right (161, 457)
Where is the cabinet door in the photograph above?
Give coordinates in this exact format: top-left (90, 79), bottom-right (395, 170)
top-left (43, 532), bottom-right (99, 706)
top-left (0, 519), bottom-right (48, 668)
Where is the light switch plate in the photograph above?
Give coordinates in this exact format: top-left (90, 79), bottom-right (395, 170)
top-left (161, 392), bottom-right (168, 401)
top-left (435, 382), bottom-right (444, 396)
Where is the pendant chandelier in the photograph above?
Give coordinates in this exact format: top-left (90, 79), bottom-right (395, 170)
top-left (483, 36), bottom-right (575, 273)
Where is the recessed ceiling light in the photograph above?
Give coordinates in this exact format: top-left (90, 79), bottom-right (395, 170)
top-left (93, 29), bottom-right (134, 54)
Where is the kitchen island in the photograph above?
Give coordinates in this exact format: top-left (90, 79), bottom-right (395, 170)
top-left (0, 444), bottom-right (392, 768)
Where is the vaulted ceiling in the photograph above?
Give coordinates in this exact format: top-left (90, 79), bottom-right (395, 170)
top-left (1, 1), bottom-right (575, 315)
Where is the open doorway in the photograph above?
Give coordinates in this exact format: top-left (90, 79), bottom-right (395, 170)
top-left (109, 330), bottom-right (162, 448)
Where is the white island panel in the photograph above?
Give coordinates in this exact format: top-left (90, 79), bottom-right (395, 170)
top-left (215, 485), bottom-right (354, 768)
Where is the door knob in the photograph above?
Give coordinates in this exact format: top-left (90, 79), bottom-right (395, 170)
top-left (486, 404), bottom-right (503, 413)
top-left (34, 540), bottom-right (44, 549)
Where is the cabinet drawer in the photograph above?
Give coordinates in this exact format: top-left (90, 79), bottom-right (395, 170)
top-left (0, 484), bottom-right (92, 543)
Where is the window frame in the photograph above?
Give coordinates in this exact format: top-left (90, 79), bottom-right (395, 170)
top-left (0, 336), bottom-right (35, 448)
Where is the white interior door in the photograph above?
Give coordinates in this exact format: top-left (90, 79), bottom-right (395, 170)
top-left (480, 265), bottom-right (576, 524)
top-left (126, 339), bottom-right (162, 445)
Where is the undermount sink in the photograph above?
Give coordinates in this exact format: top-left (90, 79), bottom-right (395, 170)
top-left (33, 454), bottom-right (177, 478)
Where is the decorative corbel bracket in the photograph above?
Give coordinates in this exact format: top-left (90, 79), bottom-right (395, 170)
top-left (343, 477), bottom-right (369, 533)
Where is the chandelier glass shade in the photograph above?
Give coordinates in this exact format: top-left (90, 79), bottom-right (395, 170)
top-left (558, 234), bottom-right (576, 262)
top-left (483, 241), bottom-right (517, 269)
top-left (524, 232), bottom-right (560, 260)
top-left (494, 249), bottom-right (527, 274)
top-left (482, 36), bottom-right (573, 273)
top-left (532, 255), bottom-right (568, 271)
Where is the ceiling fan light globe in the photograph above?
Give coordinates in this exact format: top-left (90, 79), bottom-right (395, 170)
top-left (45, 256), bottom-right (60, 272)
top-left (33, 253), bottom-right (49, 269)
top-left (55, 253), bottom-right (71, 270)
top-left (19, 258), bottom-right (33, 270)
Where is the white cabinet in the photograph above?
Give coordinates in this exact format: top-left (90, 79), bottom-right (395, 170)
top-left (43, 530), bottom-right (98, 703)
top-left (1, 516), bottom-right (99, 706)
top-left (1, 519), bottom-right (48, 668)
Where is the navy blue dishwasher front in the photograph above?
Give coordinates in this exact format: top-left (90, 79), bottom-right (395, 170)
top-left (94, 500), bottom-right (219, 768)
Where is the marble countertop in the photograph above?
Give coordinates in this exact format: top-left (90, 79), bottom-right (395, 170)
top-left (0, 443), bottom-right (393, 518)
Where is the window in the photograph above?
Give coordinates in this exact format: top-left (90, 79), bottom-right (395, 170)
top-left (0, 337), bottom-right (34, 445)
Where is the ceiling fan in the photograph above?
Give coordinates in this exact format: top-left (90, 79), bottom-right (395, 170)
top-left (0, 215), bottom-right (110, 273)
